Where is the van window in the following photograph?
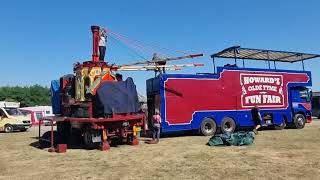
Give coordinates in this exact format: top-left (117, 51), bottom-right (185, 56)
top-left (4, 108), bottom-right (23, 116)
top-left (0, 109), bottom-right (6, 117)
top-left (36, 112), bottom-right (43, 119)
top-left (45, 111), bottom-right (50, 115)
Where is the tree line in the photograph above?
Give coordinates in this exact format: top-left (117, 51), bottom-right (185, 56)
top-left (0, 85), bottom-right (51, 107)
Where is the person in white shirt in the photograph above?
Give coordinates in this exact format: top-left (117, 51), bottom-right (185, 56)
top-left (99, 29), bottom-right (107, 61)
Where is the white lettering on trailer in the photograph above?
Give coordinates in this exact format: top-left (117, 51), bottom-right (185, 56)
top-left (241, 73), bottom-right (285, 108)
top-left (262, 95), bottom-right (281, 104)
top-left (245, 95), bottom-right (262, 104)
top-left (243, 76), bottom-right (281, 85)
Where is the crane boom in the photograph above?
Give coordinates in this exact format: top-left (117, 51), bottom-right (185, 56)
top-left (119, 53), bottom-right (203, 67)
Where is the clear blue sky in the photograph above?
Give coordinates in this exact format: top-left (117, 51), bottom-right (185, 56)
top-left (1, 0), bottom-right (320, 94)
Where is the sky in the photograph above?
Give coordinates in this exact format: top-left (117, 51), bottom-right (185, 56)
top-left (0, 0), bottom-right (320, 94)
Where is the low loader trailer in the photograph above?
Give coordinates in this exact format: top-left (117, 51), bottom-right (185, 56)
top-left (147, 46), bottom-right (319, 135)
top-left (42, 26), bottom-right (145, 152)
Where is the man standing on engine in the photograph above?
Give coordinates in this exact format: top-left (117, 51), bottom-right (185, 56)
top-left (99, 28), bottom-right (107, 61)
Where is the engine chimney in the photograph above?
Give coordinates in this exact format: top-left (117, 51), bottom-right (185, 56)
top-left (91, 26), bottom-right (100, 62)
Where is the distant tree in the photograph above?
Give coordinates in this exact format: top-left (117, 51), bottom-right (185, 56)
top-left (0, 85), bottom-right (51, 107)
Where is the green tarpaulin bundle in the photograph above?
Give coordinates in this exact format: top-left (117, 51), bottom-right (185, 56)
top-left (208, 131), bottom-right (255, 146)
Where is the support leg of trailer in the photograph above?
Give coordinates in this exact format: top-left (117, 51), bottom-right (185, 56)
top-left (129, 126), bottom-right (140, 146)
top-left (131, 136), bottom-right (139, 145)
top-left (100, 142), bottom-right (110, 151)
top-left (38, 119), bottom-right (41, 144)
top-left (100, 129), bottom-right (110, 151)
top-left (212, 57), bottom-right (216, 74)
top-left (48, 120), bottom-right (55, 152)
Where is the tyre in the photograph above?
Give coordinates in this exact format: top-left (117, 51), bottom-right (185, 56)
top-left (39, 131), bottom-right (60, 148)
top-left (200, 118), bottom-right (216, 136)
top-left (293, 114), bottom-right (306, 129)
top-left (4, 124), bottom-right (14, 133)
top-left (83, 130), bottom-right (99, 149)
top-left (274, 117), bottom-right (286, 130)
top-left (39, 131), bottom-right (54, 148)
top-left (57, 122), bottom-right (71, 144)
top-left (221, 117), bottom-right (236, 134)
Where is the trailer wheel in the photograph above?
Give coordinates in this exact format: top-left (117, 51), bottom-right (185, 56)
top-left (4, 124), bottom-right (14, 133)
top-left (221, 117), bottom-right (236, 134)
top-left (83, 131), bottom-right (98, 149)
top-left (200, 118), bottom-right (216, 136)
top-left (293, 114), bottom-right (306, 129)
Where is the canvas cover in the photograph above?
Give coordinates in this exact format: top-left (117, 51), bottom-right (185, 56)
top-left (94, 77), bottom-right (140, 115)
top-left (51, 80), bottom-right (61, 114)
top-left (208, 131), bottom-right (255, 146)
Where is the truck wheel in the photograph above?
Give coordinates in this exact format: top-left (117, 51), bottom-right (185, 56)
top-left (274, 117), bottom-right (286, 130)
top-left (4, 124), bottom-right (14, 133)
top-left (221, 117), bottom-right (236, 134)
top-left (293, 114), bottom-right (306, 129)
top-left (200, 118), bottom-right (216, 136)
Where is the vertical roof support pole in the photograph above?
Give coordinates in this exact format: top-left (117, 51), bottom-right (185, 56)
top-left (233, 49), bottom-right (237, 66)
top-left (274, 61), bottom-right (277, 70)
top-left (242, 59), bottom-right (245, 68)
top-left (300, 55), bottom-right (305, 71)
top-left (212, 57), bottom-right (216, 74)
top-left (267, 51), bottom-right (271, 69)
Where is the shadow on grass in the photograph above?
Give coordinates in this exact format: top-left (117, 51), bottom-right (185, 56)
top-left (29, 130), bottom-right (140, 151)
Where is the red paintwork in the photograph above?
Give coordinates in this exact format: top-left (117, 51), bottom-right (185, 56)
top-left (20, 109), bottom-right (44, 125)
top-left (164, 70), bottom-right (310, 125)
top-left (54, 114), bottom-right (144, 123)
top-left (56, 144), bottom-right (67, 153)
top-left (306, 115), bottom-right (312, 123)
top-left (190, 54), bottom-right (204, 58)
top-left (99, 142), bottom-right (110, 151)
top-left (301, 103), bottom-right (312, 110)
top-left (131, 138), bottom-right (139, 145)
top-left (91, 26), bottom-right (100, 62)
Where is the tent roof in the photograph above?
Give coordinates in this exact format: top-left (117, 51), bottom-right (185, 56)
top-left (211, 46), bottom-right (320, 63)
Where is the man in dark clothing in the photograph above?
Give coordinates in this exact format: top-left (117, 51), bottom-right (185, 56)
top-left (115, 73), bottom-right (123, 81)
top-left (152, 53), bottom-right (166, 74)
top-left (251, 105), bottom-right (262, 134)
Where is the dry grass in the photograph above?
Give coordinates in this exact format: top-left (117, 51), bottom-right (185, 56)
top-left (0, 120), bottom-right (320, 180)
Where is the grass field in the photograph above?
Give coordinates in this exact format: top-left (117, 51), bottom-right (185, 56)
top-left (0, 120), bottom-right (320, 180)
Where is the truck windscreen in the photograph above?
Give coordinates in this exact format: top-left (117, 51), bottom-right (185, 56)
top-left (300, 89), bottom-right (311, 102)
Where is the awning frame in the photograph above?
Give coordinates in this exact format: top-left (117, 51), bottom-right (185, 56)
top-left (210, 46), bottom-right (320, 73)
